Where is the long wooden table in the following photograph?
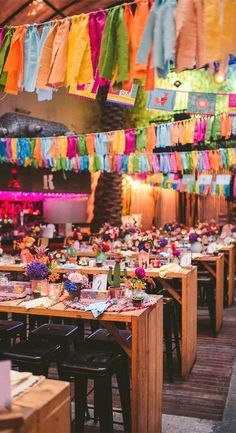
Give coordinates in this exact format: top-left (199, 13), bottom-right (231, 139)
top-left (219, 245), bottom-right (235, 306)
top-left (193, 254), bottom-right (224, 334)
top-left (0, 297), bottom-right (163, 433)
top-left (0, 379), bottom-right (70, 433)
top-left (0, 264), bottom-right (197, 380)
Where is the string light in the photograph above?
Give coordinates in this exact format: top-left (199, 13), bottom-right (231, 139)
top-left (214, 71), bottom-right (226, 85)
top-left (0, 191), bottom-right (89, 201)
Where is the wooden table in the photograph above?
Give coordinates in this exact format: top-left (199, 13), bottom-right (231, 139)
top-left (0, 379), bottom-right (70, 433)
top-left (219, 245), bottom-right (235, 306)
top-left (0, 297), bottom-right (163, 433)
top-left (193, 254), bottom-right (224, 334)
top-left (0, 264), bottom-right (197, 380)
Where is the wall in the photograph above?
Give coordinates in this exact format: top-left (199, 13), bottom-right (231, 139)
top-left (0, 88), bottom-right (101, 134)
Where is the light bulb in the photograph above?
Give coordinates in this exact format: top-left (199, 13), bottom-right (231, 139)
top-left (214, 71), bottom-right (225, 84)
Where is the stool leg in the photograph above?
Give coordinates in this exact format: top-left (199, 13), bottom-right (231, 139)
top-left (164, 303), bottom-right (174, 383)
top-left (116, 360), bottom-right (131, 433)
top-left (74, 376), bottom-right (88, 433)
top-left (206, 285), bottom-right (216, 337)
top-left (95, 376), bottom-right (113, 433)
top-left (171, 303), bottom-right (182, 374)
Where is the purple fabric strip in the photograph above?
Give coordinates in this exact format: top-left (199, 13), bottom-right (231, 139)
top-left (125, 129), bottom-right (136, 155)
top-left (89, 10), bottom-right (107, 74)
top-left (0, 28), bottom-right (6, 48)
top-left (67, 136), bottom-right (78, 159)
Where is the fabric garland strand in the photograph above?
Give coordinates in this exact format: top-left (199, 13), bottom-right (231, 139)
top-left (0, 0), bottom-right (236, 99)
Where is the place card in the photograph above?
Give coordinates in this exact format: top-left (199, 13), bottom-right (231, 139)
top-left (92, 274), bottom-right (108, 291)
top-left (0, 360), bottom-right (11, 410)
top-left (180, 253), bottom-right (192, 268)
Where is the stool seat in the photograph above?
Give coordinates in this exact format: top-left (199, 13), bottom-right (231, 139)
top-left (30, 323), bottom-right (78, 341)
top-left (61, 350), bottom-right (122, 375)
top-left (2, 341), bottom-right (61, 363)
top-left (85, 329), bottom-right (132, 352)
top-left (0, 320), bottom-right (24, 336)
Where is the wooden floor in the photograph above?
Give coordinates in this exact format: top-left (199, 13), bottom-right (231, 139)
top-left (49, 304), bottom-right (236, 431)
top-left (163, 306), bottom-right (236, 421)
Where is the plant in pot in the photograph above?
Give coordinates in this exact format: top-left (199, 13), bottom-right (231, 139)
top-left (26, 260), bottom-right (49, 298)
top-left (92, 240), bottom-right (110, 266)
top-left (63, 271), bottom-right (89, 301)
top-left (131, 267), bottom-right (146, 307)
top-left (108, 260), bottom-right (127, 298)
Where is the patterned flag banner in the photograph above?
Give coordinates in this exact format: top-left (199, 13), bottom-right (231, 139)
top-left (187, 92), bottom-right (216, 114)
top-left (147, 89), bottom-right (176, 111)
top-left (69, 81), bottom-right (98, 100)
top-left (198, 174), bottom-right (212, 185)
top-left (106, 84), bottom-right (139, 106)
top-left (228, 94), bottom-right (236, 113)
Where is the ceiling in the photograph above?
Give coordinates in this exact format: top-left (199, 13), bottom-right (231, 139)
top-left (0, 0), bottom-right (130, 26)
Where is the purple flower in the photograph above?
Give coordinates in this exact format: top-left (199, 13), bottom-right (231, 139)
top-left (231, 227), bottom-right (236, 233)
top-left (159, 238), bottom-right (168, 248)
top-left (173, 248), bottom-right (181, 258)
top-left (135, 267), bottom-right (146, 279)
top-left (189, 232), bottom-right (199, 243)
top-left (26, 261), bottom-right (49, 280)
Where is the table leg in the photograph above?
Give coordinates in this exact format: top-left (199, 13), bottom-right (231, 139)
top-left (182, 268), bottom-right (197, 379)
top-left (131, 302), bottom-right (163, 433)
top-left (215, 256), bottom-right (224, 333)
top-left (228, 250), bottom-right (235, 306)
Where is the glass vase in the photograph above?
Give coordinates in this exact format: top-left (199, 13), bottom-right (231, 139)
top-left (31, 279), bottom-right (48, 298)
top-left (48, 283), bottom-right (63, 301)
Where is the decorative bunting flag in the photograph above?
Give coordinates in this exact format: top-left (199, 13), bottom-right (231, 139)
top-left (69, 81), bottom-right (98, 100)
top-left (106, 84), bottom-right (139, 107)
top-left (187, 92), bottom-right (216, 114)
top-left (228, 94), bottom-right (236, 113)
top-left (147, 89), bottom-right (176, 111)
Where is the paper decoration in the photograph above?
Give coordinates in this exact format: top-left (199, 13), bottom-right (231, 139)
top-left (180, 253), bottom-right (191, 268)
top-left (147, 89), bottom-right (176, 111)
top-left (188, 92), bottom-right (216, 114)
top-left (106, 84), bottom-right (139, 106)
top-left (198, 174), bottom-right (213, 185)
top-left (228, 94), bottom-right (236, 113)
top-left (69, 81), bottom-right (98, 100)
top-left (215, 174), bottom-right (231, 185)
top-left (207, 242), bottom-right (218, 254)
top-left (92, 274), bottom-right (108, 291)
top-left (182, 174), bottom-right (195, 185)
top-left (0, 360), bottom-right (11, 409)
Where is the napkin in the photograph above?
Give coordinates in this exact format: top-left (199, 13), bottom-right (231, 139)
top-left (191, 253), bottom-right (204, 259)
top-left (21, 297), bottom-right (52, 309)
top-left (159, 263), bottom-right (182, 278)
top-left (84, 301), bottom-right (110, 318)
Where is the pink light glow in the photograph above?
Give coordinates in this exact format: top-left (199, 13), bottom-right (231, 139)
top-left (0, 191), bottom-right (89, 202)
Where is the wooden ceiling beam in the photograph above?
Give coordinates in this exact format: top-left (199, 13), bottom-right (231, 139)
top-left (0, 0), bottom-right (32, 26)
top-left (43, 0), bottom-right (66, 18)
top-left (46, 0), bottom-right (78, 21)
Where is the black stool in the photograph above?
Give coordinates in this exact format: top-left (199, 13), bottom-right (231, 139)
top-left (0, 320), bottom-right (24, 351)
top-left (30, 323), bottom-right (79, 358)
top-left (198, 274), bottom-right (216, 336)
top-left (163, 298), bottom-right (182, 383)
top-left (59, 350), bottom-right (131, 433)
top-left (1, 341), bottom-right (60, 376)
top-left (85, 328), bottom-right (132, 352)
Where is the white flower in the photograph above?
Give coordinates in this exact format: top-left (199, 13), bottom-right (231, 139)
top-left (68, 272), bottom-right (87, 284)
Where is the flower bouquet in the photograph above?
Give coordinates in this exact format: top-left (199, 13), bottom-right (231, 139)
top-left (189, 231), bottom-right (202, 253)
top-left (17, 236), bottom-right (35, 263)
top-left (64, 271), bottom-right (89, 300)
top-left (26, 260), bottom-right (49, 297)
top-left (99, 223), bottom-right (120, 241)
top-left (130, 267), bottom-right (147, 306)
top-left (92, 240), bottom-right (110, 265)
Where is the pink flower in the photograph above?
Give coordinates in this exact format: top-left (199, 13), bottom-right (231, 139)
top-left (135, 267), bottom-right (146, 279)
